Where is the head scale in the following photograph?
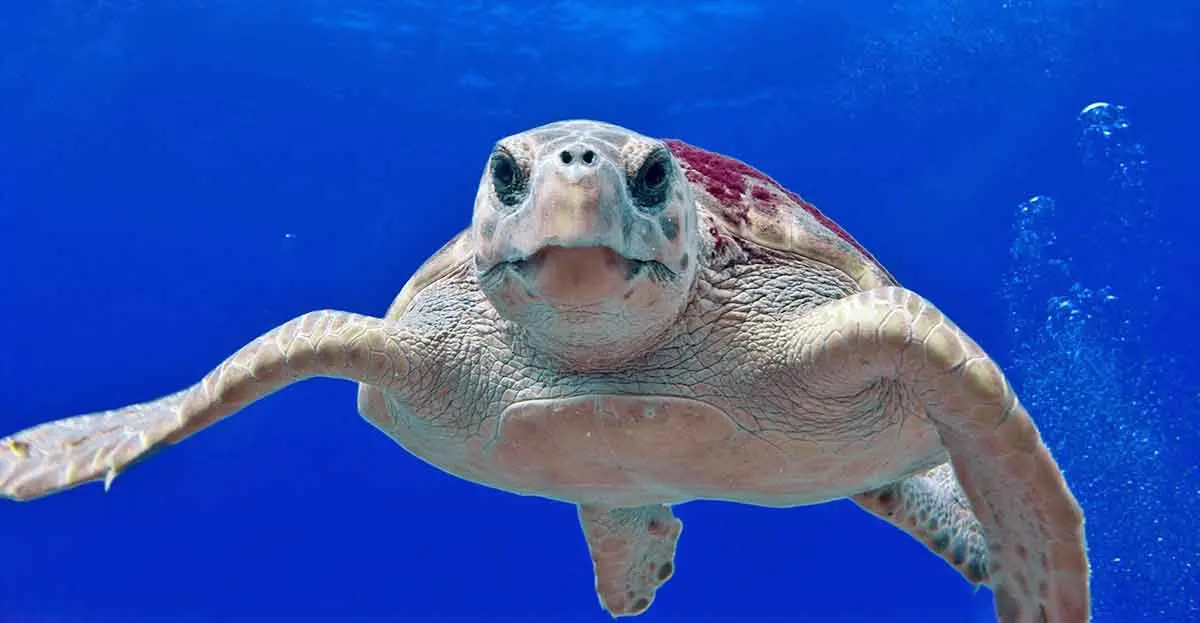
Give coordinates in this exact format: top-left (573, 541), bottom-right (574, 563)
top-left (471, 120), bottom-right (698, 369)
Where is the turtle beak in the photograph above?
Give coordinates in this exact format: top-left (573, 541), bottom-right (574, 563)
top-left (523, 160), bottom-right (624, 251)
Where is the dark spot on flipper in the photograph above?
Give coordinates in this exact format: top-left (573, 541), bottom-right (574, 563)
top-left (967, 557), bottom-right (988, 584)
top-left (647, 517), bottom-right (671, 537)
top-left (875, 488), bottom-right (895, 507)
top-left (932, 531), bottom-right (950, 552)
top-left (951, 540), bottom-right (967, 565)
top-left (627, 589), bottom-right (636, 599)
top-left (659, 215), bottom-right (679, 241)
top-left (679, 253), bottom-right (689, 271)
top-left (656, 561), bottom-right (673, 581)
top-left (631, 597), bottom-right (650, 613)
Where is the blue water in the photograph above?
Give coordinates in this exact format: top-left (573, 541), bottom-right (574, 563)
top-left (1, 2), bottom-right (1197, 621)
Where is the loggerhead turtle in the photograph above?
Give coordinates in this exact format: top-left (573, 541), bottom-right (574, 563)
top-left (1, 120), bottom-right (1088, 622)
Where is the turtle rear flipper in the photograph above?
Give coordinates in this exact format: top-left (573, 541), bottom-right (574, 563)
top-left (578, 504), bottom-right (682, 618)
top-left (1, 310), bottom-right (423, 501)
top-left (853, 463), bottom-right (990, 586)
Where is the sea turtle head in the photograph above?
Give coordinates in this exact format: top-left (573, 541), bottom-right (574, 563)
top-left (471, 120), bottom-right (699, 369)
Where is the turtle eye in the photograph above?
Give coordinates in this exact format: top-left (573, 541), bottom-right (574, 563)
top-left (490, 149), bottom-right (526, 207)
top-left (631, 148), bottom-right (671, 210)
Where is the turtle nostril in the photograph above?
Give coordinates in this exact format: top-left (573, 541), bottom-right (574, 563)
top-left (560, 148), bottom-right (597, 167)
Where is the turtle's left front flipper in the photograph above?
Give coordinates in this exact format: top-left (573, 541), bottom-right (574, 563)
top-left (1, 310), bottom-right (423, 501)
top-left (790, 286), bottom-right (1089, 623)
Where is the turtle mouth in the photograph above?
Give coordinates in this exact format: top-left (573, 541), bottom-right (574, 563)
top-left (523, 245), bottom-right (647, 275)
top-left (480, 245), bottom-right (674, 299)
top-left (489, 245), bottom-right (672, 279)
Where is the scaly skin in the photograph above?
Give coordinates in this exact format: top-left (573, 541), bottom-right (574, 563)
top-left (578, 504), bottom-right (682, 616)
top-left (0, 120), bottom-right (1088, 622)
top-left (854, 463), bottom-right (991, 586)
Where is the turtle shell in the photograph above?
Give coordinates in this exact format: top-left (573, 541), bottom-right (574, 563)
top-left (384, 229), bottom-right (473, 320)
top-left (664, 139), bottom-right (896, 290)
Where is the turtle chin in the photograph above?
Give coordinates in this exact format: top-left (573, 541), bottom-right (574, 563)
top-left (479, 245), bottom-right (688, 370)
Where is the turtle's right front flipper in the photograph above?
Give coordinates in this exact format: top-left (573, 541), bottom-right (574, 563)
top-left (1, 310), bottom-right (424, 501)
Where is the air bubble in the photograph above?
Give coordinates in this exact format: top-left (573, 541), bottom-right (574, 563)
top-left (1001, 104), bottom-right (1197, 621)
top-left (1078, 101), bottom-right (1147, 193)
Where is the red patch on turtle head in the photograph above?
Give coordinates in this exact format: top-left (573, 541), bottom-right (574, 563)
top-left (664, 139), bottom-right (875, 263)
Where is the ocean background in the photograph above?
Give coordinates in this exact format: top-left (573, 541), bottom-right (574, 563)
top-left (1, 1), bottom-right (1198, 621)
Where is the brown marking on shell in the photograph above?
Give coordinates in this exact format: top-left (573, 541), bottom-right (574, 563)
top-left (664, 139), bottom-right (896, 289)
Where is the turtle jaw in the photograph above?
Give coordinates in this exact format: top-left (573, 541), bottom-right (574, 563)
top-left (478, 245), bottom-right (688, 370)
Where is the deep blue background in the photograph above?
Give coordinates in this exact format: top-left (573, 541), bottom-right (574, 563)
top-left (1, 1), bottom-right (1197, 621)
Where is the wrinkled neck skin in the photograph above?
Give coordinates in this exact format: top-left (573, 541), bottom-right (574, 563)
top-left (513, 309), bottom-right (681, 372)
